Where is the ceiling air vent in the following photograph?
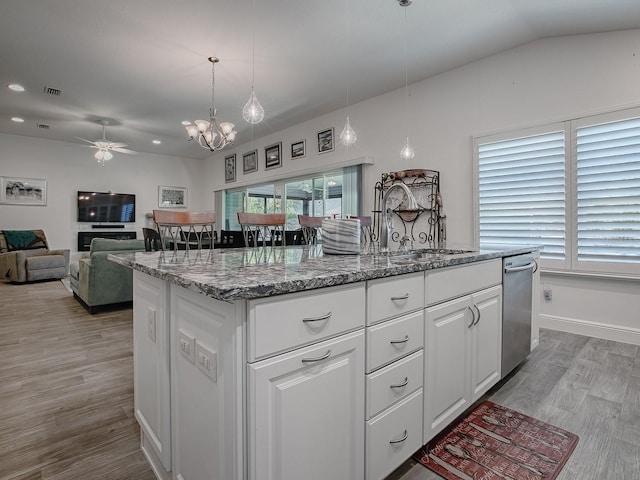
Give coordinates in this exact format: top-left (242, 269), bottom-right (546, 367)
top-left (43, 86), bottom-right (62, 96)
top-left (37, 123), bottom-right (51, 129)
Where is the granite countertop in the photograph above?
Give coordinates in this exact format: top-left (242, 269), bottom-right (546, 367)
top-left (108, 244), bottom-right (538, 302)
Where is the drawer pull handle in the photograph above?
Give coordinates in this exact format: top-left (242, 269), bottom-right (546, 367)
top-left (473, 304), bottom-right (481, 326)
top-left (467, 306), bottom-right (475, 328)
top-left (390, 335), bottom-right (409, 345)
top-left (390, 293), bottom-right (410, 301)
top-left (390, 377), bottom-right (409, 389)
top-left (389, 430), bottom-right (408, 444)
top-left (302, 312), bottom-right (332, 322)
top-left (301, 350), bottom-right (332, 363)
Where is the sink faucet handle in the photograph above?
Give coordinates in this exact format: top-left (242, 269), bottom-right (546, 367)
top-left (399, 235), bottom-right (411, 250)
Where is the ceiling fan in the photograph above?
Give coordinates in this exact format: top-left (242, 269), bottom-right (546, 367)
top-left (77, 121), bottom-right (137, 164)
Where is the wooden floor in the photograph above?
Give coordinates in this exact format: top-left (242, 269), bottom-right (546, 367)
top-left (0, 279), bottom-right (155, 480)
top-left (2, 280), bottom-right (639, 480)
top-left (388, 329), bottom-right (640, 480)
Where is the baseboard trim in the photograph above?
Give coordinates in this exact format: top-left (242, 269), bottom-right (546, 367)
top-left (539, 314), bottom-right (640, 346)
top-left (141, 431), bottom-right (171, 480)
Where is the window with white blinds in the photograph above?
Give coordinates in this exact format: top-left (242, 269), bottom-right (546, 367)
top-left (477, 131), bottom-right (566, 260)
top-left (576, 117), bottom-right (640, 264)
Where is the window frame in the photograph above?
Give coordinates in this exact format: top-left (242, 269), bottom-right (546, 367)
top-left (474, 106), bottom-right (640, 278)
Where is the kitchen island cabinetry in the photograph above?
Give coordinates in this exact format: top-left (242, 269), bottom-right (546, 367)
top-left (116, 245), bottom-right (537, 480)
top-left (423, 260), bottom-right (502, 442)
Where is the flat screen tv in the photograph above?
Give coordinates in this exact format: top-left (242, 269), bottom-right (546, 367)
top-left (77, 191), bottom-right (136, 223)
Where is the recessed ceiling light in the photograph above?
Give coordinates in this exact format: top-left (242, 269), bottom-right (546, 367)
top-left (8, 84), bottom-right (25, 92)
top-left (181, 121), bottom-right (191, 126)
top-left (11, 117), bottom-right (25, 123)
top-left (152, 139), bottom-right (161, 145)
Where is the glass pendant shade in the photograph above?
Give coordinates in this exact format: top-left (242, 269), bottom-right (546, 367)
top-left (340, 116), bottom-right (357, 146)
top-left (242, 88), bottom-right (265, 124)
top-left (400, 137), bottom-right (415, 161)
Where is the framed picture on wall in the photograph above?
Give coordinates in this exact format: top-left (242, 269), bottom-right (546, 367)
top-left (291, 139), bottom-right (306, 159)
top-left (317, 128), bottom-right (334, 154)
top-left (224, 153), bottom-right (236, 183)
top-left (158, 185), bottom-right (188, 208)
top-left (243, 150), bottom-right (258, 174)
top-left (0, 176), bottom-right (47, 205)
top-left (265, 142), bottom-right (282, 170)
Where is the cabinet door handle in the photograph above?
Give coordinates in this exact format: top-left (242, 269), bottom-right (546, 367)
top-left (389, 430), bottom-right (408, 444)
top-left (390, 335), bottom-right (409, 345)
top-left (467, 306), bottom-right (475, 328)
top-left (473, 304), bottom-right (481, 326)
top-left (390, 293), bottom-right (410, 301)
top-left (302, 311), bottom-right (332, 323)
top-left (389, 377), bottom-right (409, 389)
top-left (301, 349), bottom-right (332, 363)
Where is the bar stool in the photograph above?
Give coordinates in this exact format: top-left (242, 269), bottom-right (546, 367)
top-left (237, 212), bottom-right (286, 247)
top-left (297, 215), bottom-right (325, 245)
top-left (348, 215), bottom-right (374, 244)
top-left (152, 210), bottom-right (215, 251)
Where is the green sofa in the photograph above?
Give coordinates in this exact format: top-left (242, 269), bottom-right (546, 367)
top-left (70, 238), bottom-right (145, 313)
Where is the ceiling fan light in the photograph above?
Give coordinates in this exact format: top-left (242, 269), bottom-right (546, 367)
top-left (94, 150), bottom-right (104, 160)
top-left (103, 150), bottom-right (113, 161)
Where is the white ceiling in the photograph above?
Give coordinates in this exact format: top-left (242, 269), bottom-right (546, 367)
top-left (1, 0), bottom-right (639, 160)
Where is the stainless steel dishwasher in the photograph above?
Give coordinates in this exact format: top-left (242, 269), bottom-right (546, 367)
top-left (501, 253), bottom-right (536, 378)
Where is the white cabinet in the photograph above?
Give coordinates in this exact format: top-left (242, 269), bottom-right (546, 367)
top-left (424, 261), bottom-right (502, 443)
top-left (248, 330), bottom-right (365, 480)
top-left (132, 271), bottom-right (171, 477)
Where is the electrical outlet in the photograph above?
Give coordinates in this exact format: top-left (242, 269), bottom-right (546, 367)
top-left (196, 342), bottom-right (217, 382)
top-left (543, 288), bottom-right (552, 301)
top-left (178, 330), bottom-right (196, 364)
top-left (147, 307), bottom-right (156, 343)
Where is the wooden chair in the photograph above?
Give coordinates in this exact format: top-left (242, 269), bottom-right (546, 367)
top-left (297, 215), bottom-right (325, 245)
top-left (237, 212), bottom-right (286, 247)
top-left (152, 210), bottom-right (215, 251)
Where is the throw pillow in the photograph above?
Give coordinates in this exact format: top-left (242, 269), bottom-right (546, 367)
top-left (2, 230), bottom-right (47, 251)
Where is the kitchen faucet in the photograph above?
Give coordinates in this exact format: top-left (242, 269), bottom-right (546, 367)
top-left (379, 182), bottom-right (419, 253)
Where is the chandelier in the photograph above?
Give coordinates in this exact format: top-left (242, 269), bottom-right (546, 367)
top-left (185, 57), bottom-right (237, 151)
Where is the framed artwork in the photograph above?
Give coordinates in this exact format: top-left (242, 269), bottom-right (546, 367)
top-left (265, 142), bottom-right (282, 170)
top-left (224, 153), bottom-right (236, 183)
top-left (291, 139), bottom-right (306, 159)
top-left (317, 128), bottom-right (334, 154)
top-left (0, 177), bottom-right (47, 205)
top-left (243, 150), bottom-right (258, 174)
top-left (158, 185), bottom-right (188, 208)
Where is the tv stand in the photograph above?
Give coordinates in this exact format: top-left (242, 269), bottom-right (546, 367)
top-left (78, 231), bottom-right (137, 251)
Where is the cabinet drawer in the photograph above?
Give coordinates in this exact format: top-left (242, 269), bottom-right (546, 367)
top-left (365, 389), bottom-right (423, 480)
top-left (366, 310), bottom-right (423, 373)
top-left (366, 350), bottom-right (423, 420)
top-left (367, 272), bottom-right (424, 325)
top-left (426, 259), bottom-right (501, 306)
top-left (248, 283), bottom-right (365, 361)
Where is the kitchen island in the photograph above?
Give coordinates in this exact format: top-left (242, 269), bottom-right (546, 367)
top-left (110, 244), bottom-right (539, 480)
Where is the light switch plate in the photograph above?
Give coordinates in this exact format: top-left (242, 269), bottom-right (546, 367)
top-left (178, 329), bottom-right (196, 364)
top-left (147, 307), bottom-right (156, 343)
top-left (196, 341), bottom-right (217, 382)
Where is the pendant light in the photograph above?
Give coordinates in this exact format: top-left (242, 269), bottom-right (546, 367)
top-left (339, 0), bottom-right (357, 147)
top-left (242, 0), bottom-right (264, 124)
top-left (399, 0), bottom-right (415, 161)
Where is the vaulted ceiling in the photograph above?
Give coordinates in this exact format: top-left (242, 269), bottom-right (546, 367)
top-left (1, 0), bottom-right (639, 159)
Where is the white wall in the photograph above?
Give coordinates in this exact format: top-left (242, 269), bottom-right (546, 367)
top-left (203, 29), bottom-right (640, 343)
top-left (0, 133), bottom-right (204, 258)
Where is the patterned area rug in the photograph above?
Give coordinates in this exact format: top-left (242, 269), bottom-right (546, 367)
top-left (415, 400), bottom-right (579, 480)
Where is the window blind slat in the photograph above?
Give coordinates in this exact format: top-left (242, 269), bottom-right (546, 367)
top-left (576, 117), bottom-right (640, 263)
top-left (478, 131), bottom-right (565, 259)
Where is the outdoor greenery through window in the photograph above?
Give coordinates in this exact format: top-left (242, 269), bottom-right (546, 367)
top-left (475, 107), bottom-right (640, 276)
top-left (224, 166), bottom-right (361, 232)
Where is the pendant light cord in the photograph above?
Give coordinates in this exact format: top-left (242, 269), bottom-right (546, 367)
top-left (345, 0), bottom-right (350, 112)
top-left (404, 6), bottom-right (409, 139)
